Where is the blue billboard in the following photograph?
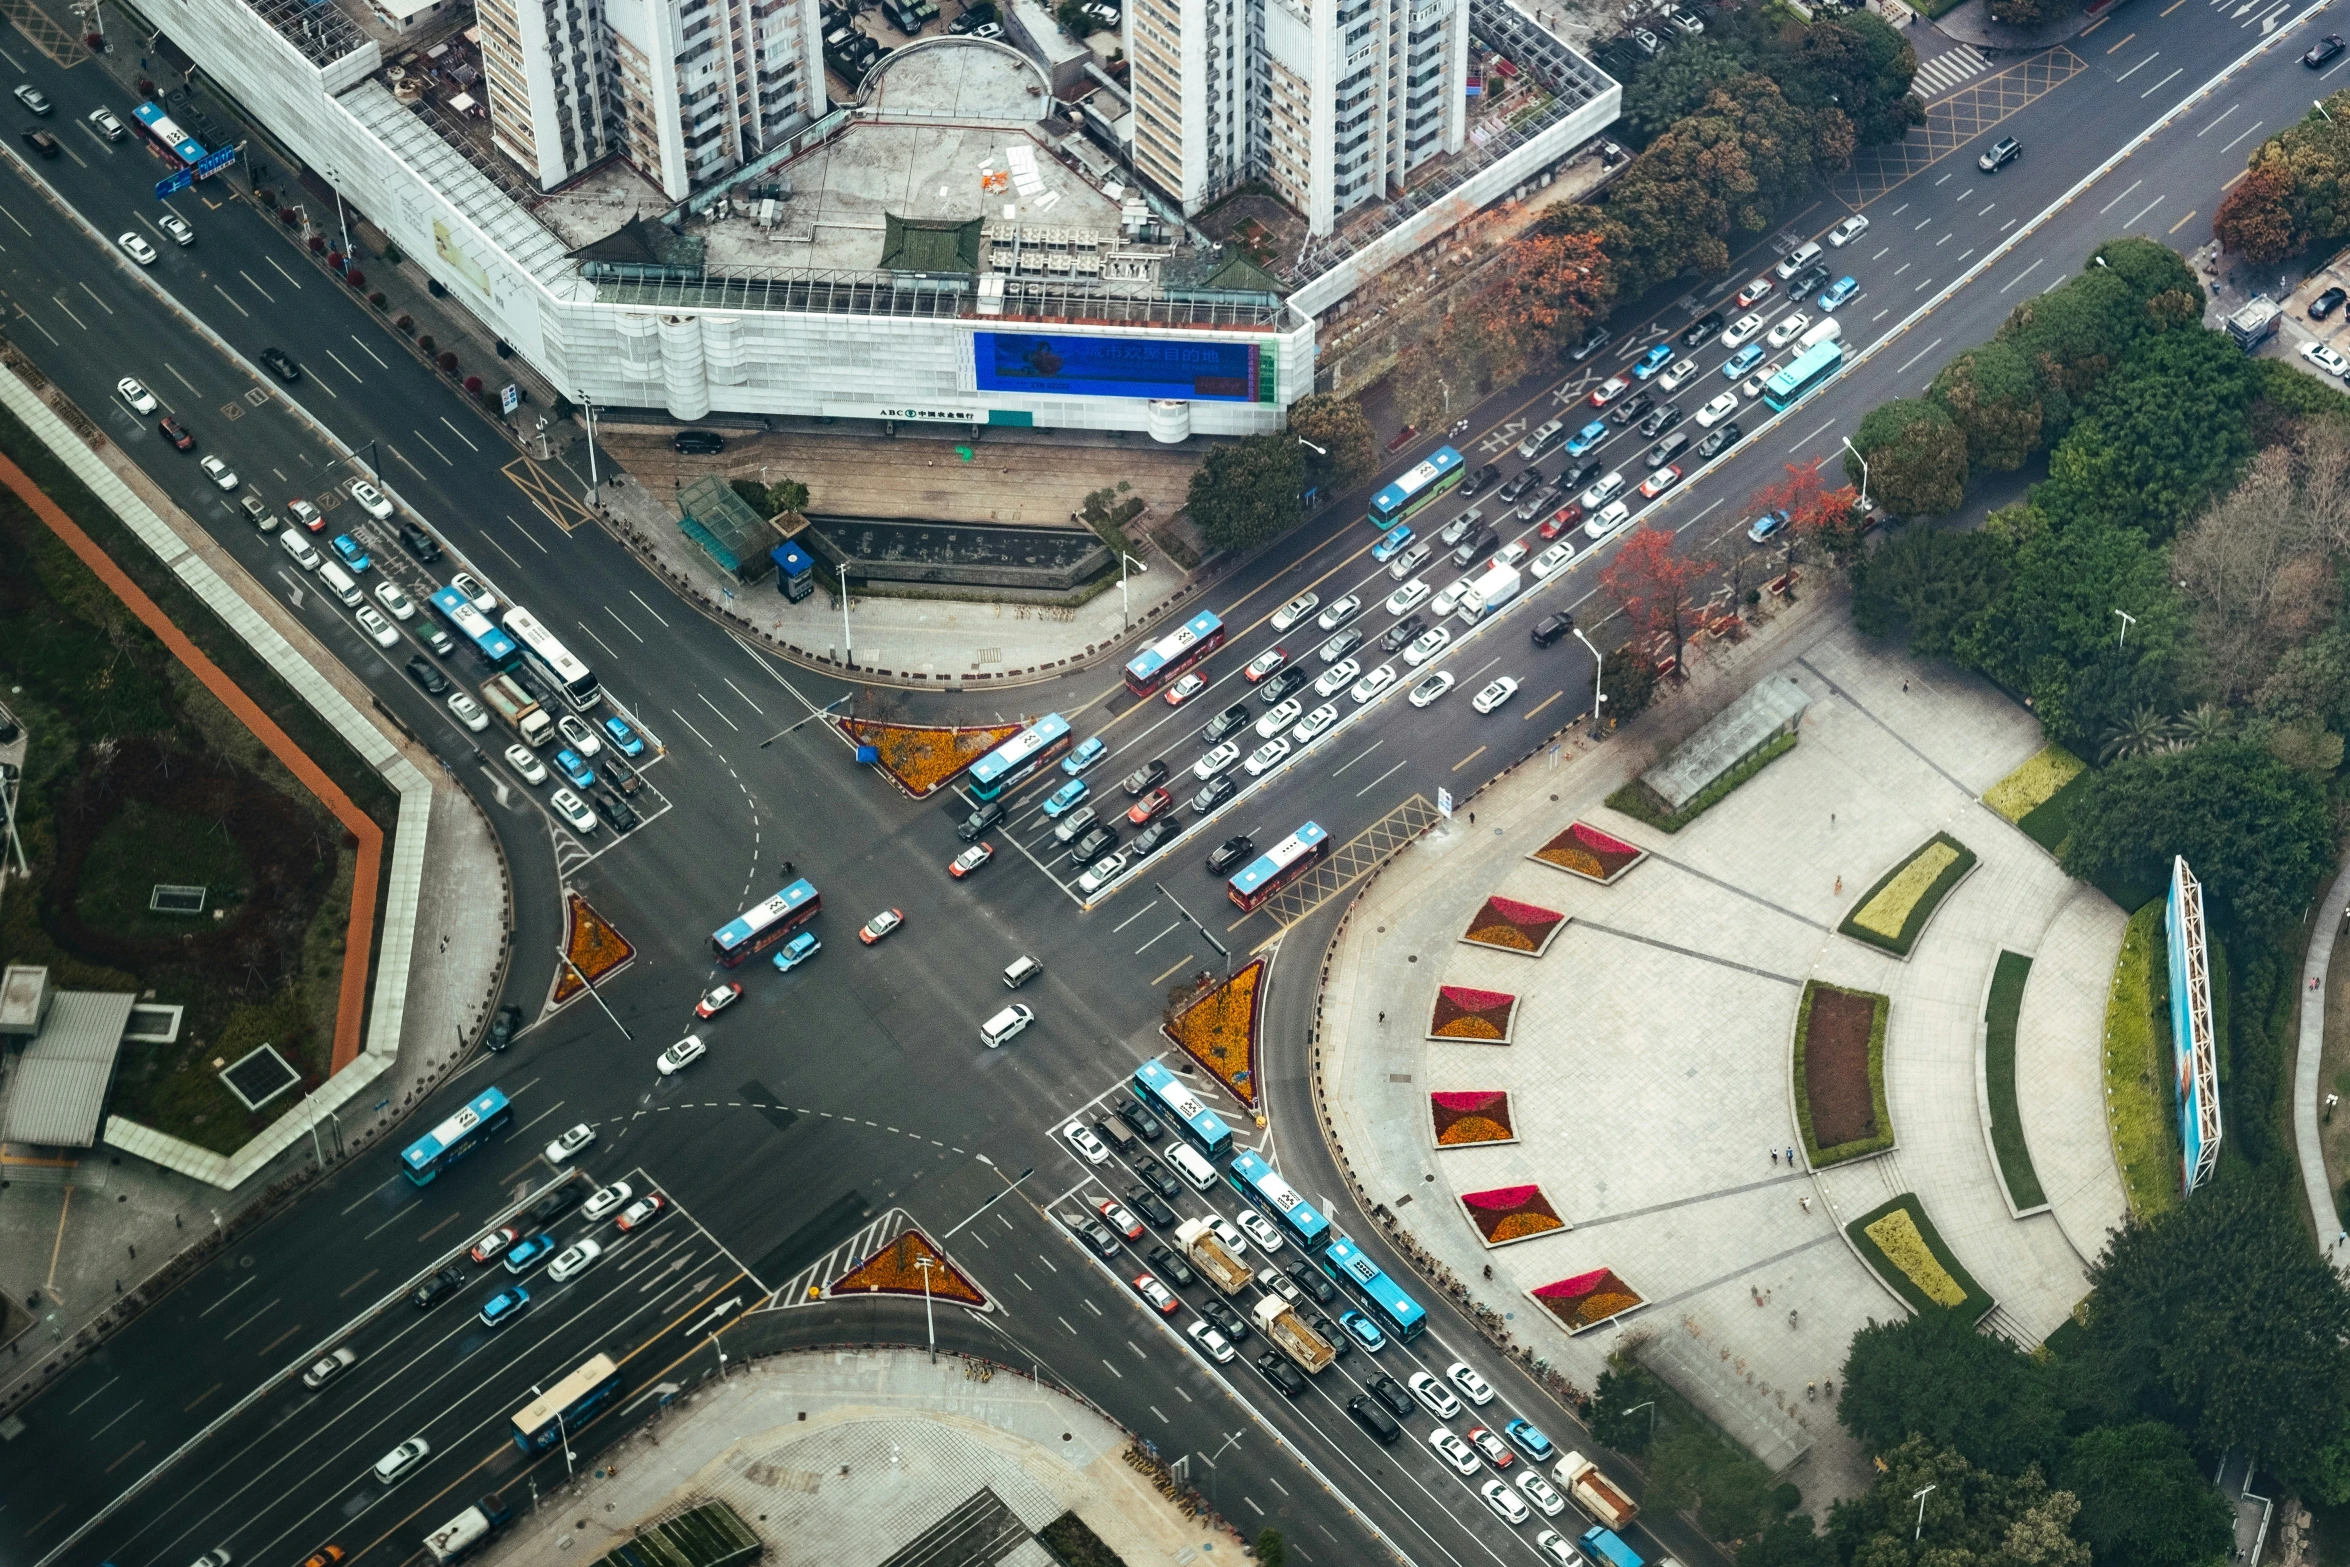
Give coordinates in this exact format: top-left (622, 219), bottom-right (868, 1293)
top-left (2167, 855), bottom-right (2221, 1195)
top-left (974, 333), bottom-right (1263, 402)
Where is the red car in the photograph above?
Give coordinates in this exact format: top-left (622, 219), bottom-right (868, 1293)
top-left (694, 982), bottom-right (742, 1019)
top-left (1096, 1198), bottom-right (1146, 1240)
top-left (1243, 647), bottom-right (1289, 683)
top-left (1164, 672), bottom-right (1207, 706)
top-left (1132, 1273), bottom-right (1180, 1314)
top-left (1538, 503), bottom-right (1584, 540)
top-left (1735, 276), bottom-right (1775, 309)
top-left (158, 415), bottom-right (195, 450)
top-left (1588, 376), bottom-right (1630, 409)
top-left (1127, 788), bottom-right (1171, 825)
top-left (469, 1225), bottom-right (519, 1264)
top-left (950, 842), bottom-right (994, 879)
top-left (1383, 423), bottom-right (1419, 454)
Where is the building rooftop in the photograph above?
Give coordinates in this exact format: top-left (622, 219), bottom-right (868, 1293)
top-left (2, 990), bottom-right (136, 1149)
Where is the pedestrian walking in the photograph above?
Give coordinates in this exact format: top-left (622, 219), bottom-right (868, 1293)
top-left (1771, 1148), bottom-right (1779, 1166)
top-left (1787, 1148), bottom-right (1796, 1165)
top-left (1806, 1380), bottom-right (1817, 1401)
top-left (1799, 1196), bottom-right (1811, 1213)
top-left (1834, 875), bottom-right (1843, 894)
top-left (1378, 1011), bottom-right (1386, 1023)
top-left (1789, 1308), bottom-right (1799, 1328)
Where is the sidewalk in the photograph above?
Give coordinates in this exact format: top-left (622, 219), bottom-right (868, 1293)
top-left (2294, 853), bottom-right (2350, 1267)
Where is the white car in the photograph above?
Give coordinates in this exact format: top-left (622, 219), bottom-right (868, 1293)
top-left (1409, 1370), bottom-right (1463, 1419)
top-left (1316, 629), bottom-right (1362, 664)
top-left (1408, 671), bottom-right (1455, 708)
top-left (547, 1239), bottom-right (603, 1282)
top-left (1446, 1360), bottom-right (1496, 1406)
top-left (1515, 1469), bottom-right (1567, 1517)
top-left (448, 691), bottom-right (489, 732)
top-left (545, 1123), bottom-right (595, 1162)
top-left (1291, 703), bottom-right (1339, 745)
top-left (1316, 594), bottom-right (1361, 631)
top-left (450, 571), bottom-right (496, 612)
top-left (1193, 742), bottom-right (1241, 780)
top-left (1489, 540), bottom-right (1529, 571)
top-left (88, 106), bottom-right (126, 139)
top-left (1314, 658), bottom-right (1361, 697)
top-left (1766, 311), bottom-right (1812, 349)
top-left (1428, 1426), bottom-right (1480, 1476)
top-left (655, 1034), bottom-right (706, 1074)
top-left (1187, 1319), bottom-right (1236, 1363)
top-left (1257, 698), bottom-right (1303, 738)
top-left (1430, 580), bottom-right (1474, 618)
top-left (1535, 1532), bottom-right (1583, 1565)
top-left (1481, 1478), bottom-right (1532, 1525)
top-left (198, 456), bottom-right (239, 491)
top-left (1579, 471), bottom-right (1626, 511)
top-left (288, 499), bottom-right (324, 533)
top-left (371, 1437), bottom-right (430, 1485)
top-left (505, 744), bottom-right (549, 785)
top-left (348, 478), bottom-right (395, 520)
top-left (355, 605), bottom-right (400, 648)
top-left (1402, 627), bottom-right (1452, 667)
top-left (1695, 390), bottom-right (1741, 428)
top-left (1270, 592), bottom-right (1319, 631)
top-left (1582, 500), bottom-right (1631, 541)
top-left (117, 231), bottom-right (158, 266)
top-left (1210, 1215), bottom-right (1250, 1255)
top-left (549, 787), bottom-right (599, 834)
top-left (157, 212), bottom-right (194, 247)
top-left (1657, 357), bottom-right (1700, 391)
top-left (1235, 1211), bottom-right (1284, 1251)
top-left (1385, 579), bottom-right (1431, 615)
top-left (583, 1180), bottom-right (633, 1220)
top-left (557, 714), bottom-right (603, 756)
top-left (2303, 341), bottom-right (2350, 378)
top-left (1472, 677), bottom-right (1520, 715)
top-left (1063, 1118), bottom-right (1110, 1165)
top-left (1244, 738), bottom-right (1291, 777)
top-left (1076, 852), bottom-right (1127, 895)
top-left (374, 581), bottom-right (415, 619)
top-left (117, 376), bottom-right (157, 414)
top-left (1531, 542), bottom-right (1574, 580)
top-left (1743, 361), bottom-right (1783, 400)
top-left (1826, 213), bottom-right (1871, 247)
top-left (300, 1345), bottom-right (357, 1390)
top-left (1718, 312), bottom-right (1765, 349)
top-left (1351, 664), bottom-right (1398, 704)
top-left (1386, 542), bottom-right (1432, 580)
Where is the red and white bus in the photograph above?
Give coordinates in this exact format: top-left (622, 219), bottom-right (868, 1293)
top-left (1123, 610), bottom-right (1224, 698)
top-left (1227, 821), bottom-right (1330, 911)
top-left (710, 879), bottom-right (820, 966)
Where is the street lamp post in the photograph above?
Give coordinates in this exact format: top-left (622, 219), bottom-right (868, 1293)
top-left (578, 394), bottom-right (600, 501)
top-left (1118, 551), bottom-right (1146, 633)
top-left (1570, 627), bottom-right (1607, 740)
top-left (1840, 435), bottom-right (1871, 514)
top-left (1913, 1484), bottom-right (1937, 1540)
top-left (839, 564), bottom-right (852, 667)
top-left (915, 1255), bottom-right (937, 1363)
top-left (2114, 607), bottom-right (2137, 647)
top-left (530, 1383), bottom-right (578, 1477)
top-left (1622, 1401), bottom-right (1657, 1444)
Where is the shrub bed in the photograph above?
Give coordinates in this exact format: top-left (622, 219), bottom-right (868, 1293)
top-left (1793, 980), bottom-right (1895, 1165)
top-left (1459, 1184), bottom-right (1569, 1247)
top-left (1984, 950), bottom-right (2047, 1211)
top-left (1604, 732), bottom-right (1796, 833)
top-left (1838, 831), bottom-right (1978, 957)
top-left (1428, 985), bottom-right (1517, 1042)
top-left (1983, 744), bottom-right (2085, 824)
top-left (843, 717), bottom-right (1023, 797)
top-left (1165, 956), bottom-right (1264, 1106)
top-left (1845, 1193), bottom-right (1995, 1322)
top-left (1432, 1090), bottom-right (1517, 1147)
top-left (1461, 894), bottom-right (1568, 956)
top-left (2104, 899), bottom-right (2181, 1218)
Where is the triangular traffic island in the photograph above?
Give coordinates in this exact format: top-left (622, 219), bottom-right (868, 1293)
top-left (1458, 1183), bottom-right (1570, 1247)
top-left (551, 892), bottom-right (635, 1006)
top-left (1461, 895), bottom-right (1568, 957)
top-left (1528, 821), bottom-right (1648, 885)
top-left (1529, 1268), bottom-right (1646, 1335)
top-left (1164, 956), bottom-right (1266, 1108)
top-left (1429, 985), bottom-right (1519, 1043)
top-left (1432, 1091), bottom-right (1518, 1148)
top-left (827, 1228), bottom-right (989, 1308)
top-left (843, 718), bottom-right (1025, 799)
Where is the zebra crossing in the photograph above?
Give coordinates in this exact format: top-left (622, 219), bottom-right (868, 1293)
top-left (1910, 43), bottom-right (1992, 99)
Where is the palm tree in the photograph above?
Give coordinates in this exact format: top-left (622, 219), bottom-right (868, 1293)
top-left (2172, 703), bottom-right (2232, 749)
top-left (2098, 705), bottom-right (2178, 764)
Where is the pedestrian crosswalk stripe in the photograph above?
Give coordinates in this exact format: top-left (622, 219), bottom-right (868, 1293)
top-left (1910, 44), bottom-right (1991, 99)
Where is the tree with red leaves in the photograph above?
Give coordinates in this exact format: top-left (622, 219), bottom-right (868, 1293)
top-left (1750, 459), bottom-right (1867, 567)
top-left (1601, 525), bottom-right (1707, 672)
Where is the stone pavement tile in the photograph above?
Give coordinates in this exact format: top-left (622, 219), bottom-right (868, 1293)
top-left (2018, 886), bottom-right (2132, 1268)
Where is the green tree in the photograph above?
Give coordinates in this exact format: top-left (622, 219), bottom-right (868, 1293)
top-left (1737, 1515), bottom-right (1836, 1567)
top-left (1590, 1364), bottom-right (1664, 1455)
top-left (1848, 397), bottom-right (1968, 516)
top-left (767, 477), bottom-right (811, 515)
top-left (1850, 525), bottom-right (2013, 660)
top-left (1187, 434), bottom-right (1306, 553)
top-left (2060, 742), bottom-right (2333, 933)
top-left (1824, 1437), bottom-right (2089, 1567)
top-left (2059, 1422), bottom-right (2234, 1567)
top-left (1837, 1309), bottom-right (2068, 1478)
top-left (1769, 11), bottom-right (1925, 147)
top-left (1990, 0), bottom-right (2080, 26)
top-left (1996, 260), bottom-right (2182, 440)
top-left (2035, 329), bottom-right (2255, 544)
top-left (1618, 38), bottom-right (1750, 144)
top-left (2090, 235), bottom-right (2204, 318)
top-left (1254, 1528), bottom-right (1286, 1567)
top-left (1285, 392), bottom-right (1376, 488)
top-left (1931, 340), bottom-right (2047, 472)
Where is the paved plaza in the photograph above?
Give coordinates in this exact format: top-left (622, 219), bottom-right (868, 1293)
top-left (1316, 609), bottom-right (2130, 1509)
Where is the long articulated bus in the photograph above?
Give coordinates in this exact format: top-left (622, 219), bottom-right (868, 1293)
top-left (967, 713), bottom-right (1072, 801)
top-left (512, 1353), bottom-right (625, 1451)
top-left (1762, 340), bottom-right (1846, 413)
top-left (711, 879), bottom-right (820, 967)
top-left (1227, 1148), bottom-right (1331, 1248)
top-left (1227, 821), bottom-right (1330, 912)
top-left (1124, 610), bottom-right (1226, 698)
top-left (501, 606), bottom-right (601, 711)
top-left (430, 587), bottom-right (518, 668)
top-left (1367, 446), bottom-right (1466, 530)
top-left (400, 1087), bottom-right (513, 1185)
top-left (1133, 1057), bottom-right (1233, 1157)
top-left (1325, 1235), bottom-right (1428, 1341)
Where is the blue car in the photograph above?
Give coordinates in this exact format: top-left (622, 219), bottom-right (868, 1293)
top-left (773, 930), bottom-right (820, 971)
top-left (1565, 419), bottom-right (1609, 458)
top-left (1817, 276), bottom-right (1859, 312)
top-left (479, 1285), bottom-right (530, 1328)
top-left (1371, 523), bottom-right (1414, 562)
top-left (503, 1234), bottom-right (557, 1274)
top-left (1061, 737), bottom-right (1107, 777)
top-left (554, 747), bottom-right (597, 790)
top-left (330, 533), bottom-right (371, 572)
top-left (1041, 778), bottom-right (1089, 817)
top-left (1504, 1418), bottom-right (1557, 1464)
top-left (1338, 1309), bottom-right (1386, 1352)
top-left (1630, 344), bottom-right (1674, 380)
top-left (1722, 344), bottom-right (1765, 379)
top-left (602, 715), bottom-right (647, 756)
top-left (1747, 507), bottom-right (1790, 544)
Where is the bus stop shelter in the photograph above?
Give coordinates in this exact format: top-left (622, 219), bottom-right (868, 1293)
top-left (677, 476), bottom-right (779, 582)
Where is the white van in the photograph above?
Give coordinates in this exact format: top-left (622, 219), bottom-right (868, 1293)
top-left (1774, 240), bottom-right (1823, 280)
top-left (1165, 1143), bottom-right (1217, 1191)
top-left (1002, 955), bottom-right (1042, 989)
top-left (980, 1003), bottom-right (1033, 1048)
top-left (315, 559), bottom-right (363, 607)
top-left (279, 529), bottom-right (321, 570)
top-left (1797, 317), bottom-right (1844, 352)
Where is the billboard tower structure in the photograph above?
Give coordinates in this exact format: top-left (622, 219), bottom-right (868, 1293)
top-left (2168, 855), bottom-right (2222, 1194)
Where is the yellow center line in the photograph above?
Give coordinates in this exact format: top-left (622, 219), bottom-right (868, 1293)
top-left (1522, 690), bottom-right (1563, 722)
top-left (2167, 209), bottom-right (2199, 234)
top-left (2082, 14), bottom-right (2111, 34)
top-left (2104, 29), bottom-right (2134, 52)
top-left (182, 1381), bottom-right (222, 1413)
top-left (1451, 745), bottom-right (1487, 773)
top-left (1150, 952), bottom-right (1198, 985)
top-left (103, 1441), bottom-right (145, 1475)
top-left (2160, 0), bottom-right (2186, 14)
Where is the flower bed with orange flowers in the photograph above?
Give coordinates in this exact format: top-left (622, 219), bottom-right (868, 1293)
top-left (827, 1228), bottom-right (987, 1306)
top-left (551, 893), bottom-right (634, 1005)
top-left (1458, 1183), bottom-right (1569, 1247)
top-left (1432, 1091), bottom-right (1517, 1148)
top-left (1165, 957), bottom-right (1265, 1107)
top-left (1428, 985), bottom-right (1518, 1043)
top-left (1461, 895), bottom-right (1567, 957)
top-left (845, 718), bottom-right (1025, 798)
top-left (1530, 1268), bottom-right (1645, 1334)
top-left (1529, 821), bottom-right (1647, 885)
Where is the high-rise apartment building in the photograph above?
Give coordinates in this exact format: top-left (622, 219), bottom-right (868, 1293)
top-left (1128, 0), bottom-right (1466, 235)
top-left (477, 0), bottom-right (825, 197)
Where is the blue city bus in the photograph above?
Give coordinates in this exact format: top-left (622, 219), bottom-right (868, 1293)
top-left (1124, 610), bottom-right (1225, 698)
top-left (1228, 1149), bottom-right (1331, 1247)
top-left (968, 713), bottom-right (1072, 800)
top-left (1133, 1057), bottom-right (1232, 1157)
top-left (1762, 340), bottom-right (1845, 412)
top-left (1227, 821), bottom-right (1329, 912)
top-left (1325, 1236), bottom-right (1428, 1340)
top-left (511, 1353), bottom-right (624, 1452)
top-left (711, 879), bottom-right (820, 967)
top-left (132, 100), bottom-right (207, 166)
top-left (430, 587), bottom-right (518, 668)
top-left (1367, 446), bottom-right (1465, 529)
top-left (400, 1087), bottom-right (514, 1185)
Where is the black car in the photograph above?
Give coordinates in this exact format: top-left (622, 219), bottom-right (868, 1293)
top-left (412, 1265), bottom-right (466, 1309)
top-left (1679, 310), bottom-right (1724, 347)
top-left (1450, 532), bottom-right (1496, 569)
top-left (1131, 818), bottom-right (1179, 856)
top-left (672, 430), bottom-right (725, 454)
top-left (604, 753), bottom-right (643, 796)
top-left (1201, 703), bottom-right (1252, 743)
top-left (1787, 263), bottom-right (1832, 298)
top-left (1205, 1299), bottom-right (1251, 1342)
top-left (1318, 628), bottom-right (1366, 663)
top-left (1062, 1211), bottom-right (1120, 1258)
top-left (405, 655), bottom-right (451, 696)
top-left (1646, 432), bottom-right (1691, 469)
top-left (1367, 1372), bottom-right (1416, 1420)
top-left (2305, 32), bottom-right (2344, 66)
top-left (528, 1182), bottom-right (586, 1226)
top-left (1191, 774), bottom-right (1238, 814)
top-left (1257, 1353), bottom-right (1306, 1397)
top-left (1314, 1315), bottom-right (1351, 1358)
top-left (1978, 135), bottom-right (2021, 173)
top-left (1287, 1260), bottom-right (1337, 1305)
top-left (597, 788), bottom-right (640, 833)
top-left (1068, 825), bottom-right (1119, 866)
top-left (1261, 667), bottom-right (1310, 704)
top-left (1609, 389), bottom-right (1655, 427)
top-left (1512, 487), bottom-right (1559, 523)
top-left (1382, 614), bottom-right (1426, 653)
top-left (1695, 423), bottom-right (1742, 459)
top-left (1458, 462), bottom-right (1503, 498)
top-left (2314, 286), bottom-right (2349, 320)
top-left (1497, 469), bottom-right (1540, 504)
top-left (1558, 457), bottom-right (1604, 493)
top-left (1348, 1395), bottom-right (1403, 1444)
top-left (485, 1001), bottom-right (522, 1051)
top-left (1125, 1184), bottom-right (1177, 1227)
top-left (1638, 403), bottom-right (1684, 440)
top-left (398, 520), bottom-right (442, 562)
top-left (20, 128), bottom-right (57, 157)
top-left (1117, 1095), bottom-right (1166, 1140)
top-left (1531, 612), bottom-right (1575, 648)
top-left (1134, 1159), bottom-right (1182, 1200)
top-left (1122, 759), bottom-right (1169, 796)
top-left (259, 347), bottom-right (303, 383)
top-left (1208, 834), bottom-right (1254, 874)
top-left (957, 800), bottom-right (1005, 840)
top-left (1147, 1244), bottom-right (1197, 1288)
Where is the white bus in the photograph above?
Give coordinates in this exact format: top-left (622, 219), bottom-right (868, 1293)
top-left (501, 606), bottom-right (601, 711)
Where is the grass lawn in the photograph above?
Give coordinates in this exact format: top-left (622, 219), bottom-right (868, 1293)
top-left (2104, 900), bottom-right (2180, 1219)
top-left (1984, 951), bottom-right (2047, 1211)
top-left (1845, 1193), bottom-right (1996, 1323)
top-left (2017, 768), bottom-right (2092, 856)
top-left (1605, 732), bottom-right (1796, 833)
top-left (1838, 832), bottom-right (1977, 957)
